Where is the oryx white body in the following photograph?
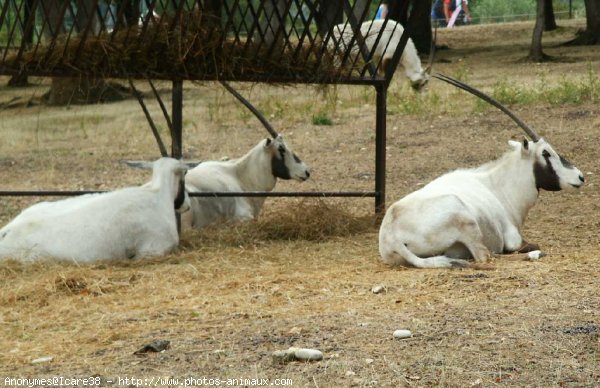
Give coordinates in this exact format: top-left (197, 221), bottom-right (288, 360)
top-left (379, 139), bottom-right (584, 268)
top-left (332, 19), bottom-right (429, 90)
top-left (0, 158), bottom-right (188, 263)
top-left (181, 135), bottom-right (310, 229)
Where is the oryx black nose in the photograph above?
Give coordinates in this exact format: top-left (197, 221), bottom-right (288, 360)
top-left (305, 170), bottom-right (310, 178)
top-left (579, 175), bottom-right (585, 183)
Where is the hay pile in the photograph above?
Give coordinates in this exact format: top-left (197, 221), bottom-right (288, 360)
top-left (182, 199), bottom-right (377, 248)
top-left (12, 11), bottom-right (358, 82)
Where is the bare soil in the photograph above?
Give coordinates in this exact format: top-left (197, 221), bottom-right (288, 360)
top-left (0, 20), bottom-right (599, 386)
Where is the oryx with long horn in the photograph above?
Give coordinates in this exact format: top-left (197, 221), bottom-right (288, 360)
top-left (379, 74), bottom-right (584, 268)
top-left (331, 19), bottom-right (433, 91)
top-left (180, 82), bottom-right (311, 229)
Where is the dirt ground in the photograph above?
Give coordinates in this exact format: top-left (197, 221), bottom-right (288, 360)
top-left (1, 20), bottom-right (599, 387)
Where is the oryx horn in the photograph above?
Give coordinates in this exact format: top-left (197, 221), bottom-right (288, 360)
top-left (425, 23), bottom-right (437, 74)
top-left (220, 81), bottom-right (280, 138)
top-left (433, 73), bottom-right (540, 141)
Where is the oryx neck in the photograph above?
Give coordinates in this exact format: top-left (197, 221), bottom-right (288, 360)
top-left (485, 150), bottom-right (539, 228)
top-left (234, 142), bottom-right (278, 192)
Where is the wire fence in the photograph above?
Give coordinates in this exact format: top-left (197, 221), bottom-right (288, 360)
top-left (470, 10), bottom-right (584, 25)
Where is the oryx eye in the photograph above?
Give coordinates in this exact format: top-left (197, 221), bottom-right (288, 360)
top-left (542, 150), bottom-right (551, 158)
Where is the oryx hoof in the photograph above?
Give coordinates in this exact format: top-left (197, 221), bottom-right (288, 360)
top-left (517, 242), bottom-right (540, 253)
top-left (450, 259), bottom-right (470, 268)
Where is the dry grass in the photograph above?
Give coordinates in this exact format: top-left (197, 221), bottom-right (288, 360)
top-left (185, 199), bottom-right (376, 249)
top-left (10, 11), bottom-right (352, 82)
top-left (1, 19), bottom-right (600, 386)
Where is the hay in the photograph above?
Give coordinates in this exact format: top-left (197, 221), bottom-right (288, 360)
top-left (182, 199), bottom-right (377, 248)
top-left (11, 11), bottom-right (359, 82)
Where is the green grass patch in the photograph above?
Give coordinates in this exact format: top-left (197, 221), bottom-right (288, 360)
top-left (491, 66), bottom-right (600, 107)
top-left (312, 112), bottom-right (333, 126)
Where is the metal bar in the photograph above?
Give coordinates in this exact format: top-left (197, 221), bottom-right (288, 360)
top-left (0, 191), bottom-right (377, 198)
top-left (148, 79), bottom-right (173, 133)
top-left (128, 78), bottom-right (169, 156)
top-left (171, 79), bottom-right (183, 159)
top-left (171, 78), bottom-right (183, 234)
top-left (383, 3), bottom-right (417, 87)
top-left (374, 83), bottom-right (386, 215)
top-left (342, 0), bottom-right (378, 78)
top-left (0, 65), bottom-right (391, 85)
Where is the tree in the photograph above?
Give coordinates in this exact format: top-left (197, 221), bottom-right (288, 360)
top-left (544, 0), bottom-right (557, 31)
top-left (42, 0), bottom-right (125, 105)
top-left (567, 0), bottom-right (600, 45)
top-left (388, 0), bottom-right (432, 55)
top-left (529, 0), bottom-right (550, 61)
top-left (7, 0), bottom-right (35, 87)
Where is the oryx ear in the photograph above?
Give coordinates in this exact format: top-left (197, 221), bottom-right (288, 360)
top-left (124, 160), bottom-right (154, 169)
top-left (508, 140), bottom-right (521, 151)
top-left (265, 138), bottom-right (272, 147)
top-left (183, 161), bottom-right (202, 169)
top-left (508, 139), bottom-right (530, 154)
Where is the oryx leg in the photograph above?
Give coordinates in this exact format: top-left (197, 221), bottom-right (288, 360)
top-left (501, 224), bottom-right (539, 253)
top-left (453, 219), bottom-right (491, 263)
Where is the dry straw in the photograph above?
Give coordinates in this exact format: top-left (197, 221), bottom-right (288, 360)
top-left (13, 11), bottom-right (358, 82)
top-left (183, 198), bottom-right (377, 248)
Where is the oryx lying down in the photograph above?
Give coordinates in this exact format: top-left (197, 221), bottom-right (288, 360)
top-left (181, 135), bottom-right (310, 229)
top-left (0, 158), bottom-right (188, 263)
top-left (331, 19), bottom-right (430, 90)
top-left (379, 74), bottom-right (584, 268)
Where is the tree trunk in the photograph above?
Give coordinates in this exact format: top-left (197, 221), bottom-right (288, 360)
top-left (388, 0), bottom-right (431, 55)
top-left (254, 0), bottom-right (289, 45)
top-left (351, 0), bottom-right (369, 23)
top-left (40, 1), bottom-right (125, 105)
top-left (529, 0), bottom-right (549, 61)
top-left (314, 0), bottom-right (343, 38)
top-left (544, 0), bottom-right (557, 31)
top-left (406, 0), bottom-right (432, 55)
top-left (387, 0), bottom-right (409, 25)
top-left (7, 0), bottom-right (34, 87)
top-left (566, 0), bottom-right (600, 44)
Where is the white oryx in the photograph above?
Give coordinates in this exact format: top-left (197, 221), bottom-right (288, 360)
top-left (331, 19), bottom-right (430, 90)
top-left (379, 74), bottom-right (584, 269)
top-left (0, 158), bottom-right (189, 263)
top-left (181, 135), bottom-right (310, 229)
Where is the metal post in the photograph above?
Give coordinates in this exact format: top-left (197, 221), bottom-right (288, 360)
top-left (171, 79), bottom-right (183, 159)
top-left (375, 84), bottom-right (387, 216)
top-left (172, 79), bottom-right (183, 234)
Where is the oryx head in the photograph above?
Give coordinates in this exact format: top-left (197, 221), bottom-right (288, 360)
top-left (510, 139), bottom-right (584, 192)
top-left (265, 135), bottom-right (310, 181)
top-left (125, 158), bottom-right (191, 212)
top-left (220, 81), bottom-right (310, 182)
top-left (434, 73), bottom-right (585, 192)
top-left (409, 25), bottom-right (436, 92)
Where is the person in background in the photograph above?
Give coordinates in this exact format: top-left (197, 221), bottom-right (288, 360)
top-left (432, 0), bottom-right (472, 27)
top-left (375, 0), bottom-right (389, 20)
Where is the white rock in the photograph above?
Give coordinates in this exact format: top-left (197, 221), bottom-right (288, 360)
top-left (272, 349), bottom-right (296, 364)
top-left (31, 356), bottom-right (53, 364)
top-left (527, 250), bottom-right (546, 261)
top-left (292, 347), bottom-right (323, 361)
top-left (365, 358), bottom-right (374, 364)
top-left (393, 329), bottom-right (412, 339)
top-left (371, 284), bottom-right (386, 294)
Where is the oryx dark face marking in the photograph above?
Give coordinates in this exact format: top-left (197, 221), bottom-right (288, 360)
top-left (534, 149), bottom-right (561, 192)
top-left (268, 136), bottom-right (310, 181)
top-left (271, 152), bottom-right (292, 180)
top-left (174, 178), bottom-right (186, 209)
